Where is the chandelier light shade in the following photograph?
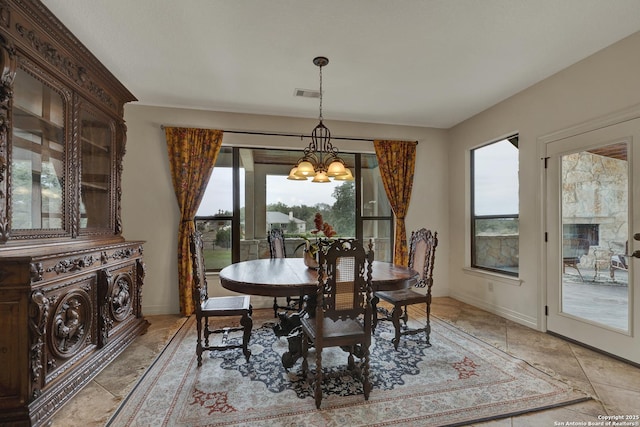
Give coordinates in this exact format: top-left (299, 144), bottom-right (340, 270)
top-left (287, 56), bottom-right (354, 182)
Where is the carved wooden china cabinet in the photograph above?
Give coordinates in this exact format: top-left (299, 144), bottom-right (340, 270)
top-left (0, 1), bottom-right (147, 425)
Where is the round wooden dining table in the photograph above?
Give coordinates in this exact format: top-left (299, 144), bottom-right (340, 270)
top-left (219, 257), bottom-right (418, 297)
top-left (219, 257), bottom-right (418, 369)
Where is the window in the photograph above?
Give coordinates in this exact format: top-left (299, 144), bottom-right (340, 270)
top-left (471, 135), bottom-right (519, 276)
top-left (360, 153), bottom-right (393, 261)
top-left (563, 224), bottom-right (599, 246)
top-left (196, 147), bottom-right (393, 271)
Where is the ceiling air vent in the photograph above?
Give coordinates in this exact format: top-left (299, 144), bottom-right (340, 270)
top-left (294, 88), bottom-right (320, 98)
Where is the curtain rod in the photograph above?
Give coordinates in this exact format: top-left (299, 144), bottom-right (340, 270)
top-left (160, 125), bottom-right (418, 144)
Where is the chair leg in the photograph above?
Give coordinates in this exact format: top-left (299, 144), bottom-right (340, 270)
top-left (203, 316), bottom-right (210, 348)
top-left (273, 297), bottom-right (279, 318)
top-left (371, 295), bottom-right (379, 332)
top-left (425, 294), bottom-right (433, 347)
top-left (424, 307), bottom-right (432, 347)
top-left (314, 346), bottom-right (323, 409)
top-left (301, 333), bottom-right (309, 377)
top-left (391, 305), bottom-right (403, 351)
top-left (347, 349), bottom-right (355, 370)
top-left (362, 344), bottom-right (371, 401)
top-left (196, 315), bottom-right (204, 367)
top-left (400, 305), bottom-right (409, 329)
top-left (240, 311), bottom-right (253, 362)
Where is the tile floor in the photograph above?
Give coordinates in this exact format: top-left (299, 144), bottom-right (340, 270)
top-left (50, 314), bottom-right (187, 427)
top-left (50, 297), bottom-right (640, 426)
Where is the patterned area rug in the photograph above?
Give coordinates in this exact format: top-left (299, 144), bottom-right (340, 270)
top-left (107, 314), bottom-right (589, 427)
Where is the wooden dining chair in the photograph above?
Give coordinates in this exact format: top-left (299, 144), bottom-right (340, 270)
top-left (300, 238), bottom-right (374, 409)
top-left (372, 228), bottom-right (438, 350)
top-left (268, 228), bottom-right (301, 317)
top-left (190, 230), bottom-right (252, 366)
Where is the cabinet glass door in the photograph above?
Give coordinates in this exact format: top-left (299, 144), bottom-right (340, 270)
top-left (79, 106), bottom-right (113, 230)
top-left (11, 68), bottom-right (65, 231)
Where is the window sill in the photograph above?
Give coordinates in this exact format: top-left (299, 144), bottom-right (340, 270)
top-left (462, 267), bottom-right (523, 286)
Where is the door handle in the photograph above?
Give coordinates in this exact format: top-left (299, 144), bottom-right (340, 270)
top-left (632, 250), bottom-right (640, 258)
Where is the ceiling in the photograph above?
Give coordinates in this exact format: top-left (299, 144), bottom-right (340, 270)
top-left (42, 0), bottom-right (640, 129)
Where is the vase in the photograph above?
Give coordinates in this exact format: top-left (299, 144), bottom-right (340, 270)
top-left (303, 249), bottom-right (319, 269)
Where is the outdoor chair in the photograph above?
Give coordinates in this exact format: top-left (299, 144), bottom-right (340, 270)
top-left (300, 238), bottom-right (374, 409)
top-left (562, 237), bottom-right (590, 282)
top-left (610, 240), bottom-right (629, 280)
top-left (190, 230), bottom-right (252, 366)
top-left (372, 228), bottom-right (438, 350)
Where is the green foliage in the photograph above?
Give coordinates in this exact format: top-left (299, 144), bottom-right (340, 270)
top-left (203, 247), bottom-right (231, 270)
top-left (215, 228), bottom-right (231, 248)
top-left (266, 182), bottom-right (356, 238)
top-left (328, 182), bottom-right (355, 237)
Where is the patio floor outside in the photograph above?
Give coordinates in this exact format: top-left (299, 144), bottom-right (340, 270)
top-left (562, 266), bottom-right (629, 331)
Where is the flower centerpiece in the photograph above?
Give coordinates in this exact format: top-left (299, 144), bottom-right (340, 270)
top-left (303, 213), bottom-right (337, 269)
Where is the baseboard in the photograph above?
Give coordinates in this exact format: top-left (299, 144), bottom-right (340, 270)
top-left (449, 291), bottom-right (539, 330)
top-left (142, 304), bottom-right (180, 315)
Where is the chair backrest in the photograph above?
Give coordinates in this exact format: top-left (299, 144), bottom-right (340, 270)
top-left (408, 228), bottom-right (438, 289)
top-left (316, 239), bottom-right (374, 324)
top-left (189, 230), bottom-right (208, 314)
top-left (268, 228), bottom-right (286, 258)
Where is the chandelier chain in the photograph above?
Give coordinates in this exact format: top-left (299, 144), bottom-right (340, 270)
top-left (318, 63), bottom-right (323, 121)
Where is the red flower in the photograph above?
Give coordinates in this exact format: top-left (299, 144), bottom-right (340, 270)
top-left (311, 213), bottom-right (336, 237)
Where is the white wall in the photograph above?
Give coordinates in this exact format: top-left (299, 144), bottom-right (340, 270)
top-left (121, 107), bottom-right (449, 314)
top-left (447, 31), bottom-right (640, 329)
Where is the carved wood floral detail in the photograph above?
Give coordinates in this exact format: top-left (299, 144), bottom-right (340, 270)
top-left (136, 259), bottom-right (145, 315)
top-left (0, 1), bottom-right (11, 29)
top-left (28, 291), bottom-right (50, 399)
top-left (98, 268), bottom-right (114, 346)
top-left (46, 255), bottom-right (97, 274)
top-left (14, 22), bottom-right (115, 110)
top-left (111, 248), bottom-right (134, 260)
top-left (0, 34), bottom-right (16, 242)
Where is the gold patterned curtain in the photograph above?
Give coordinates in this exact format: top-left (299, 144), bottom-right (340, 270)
top-left (165, 127), bottom-right (223, 316)
top-left (373, 140), bottom-right (417, 266)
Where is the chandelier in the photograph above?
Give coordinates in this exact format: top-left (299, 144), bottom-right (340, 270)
top-left (287, 57), bottom-right (354, 183)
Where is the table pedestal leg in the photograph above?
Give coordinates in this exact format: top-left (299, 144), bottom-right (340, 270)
top-left (278, 294), bottom-right (316, 370)
top-left (281, 328), bottom-right (303, 370)
top-left (272, 311), bottom-right (303, 336)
